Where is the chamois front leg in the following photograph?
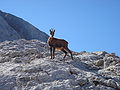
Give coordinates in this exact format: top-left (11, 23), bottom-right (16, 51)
top-left (52, 47), bottom-right (55, 59)
top-left (50, 47), bottom-right (52, 59)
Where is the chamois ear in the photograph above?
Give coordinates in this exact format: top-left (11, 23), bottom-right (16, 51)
top-left (49, 29), bottom-right (52, 32)
top-left (53, 29), bottom-right (55, 32)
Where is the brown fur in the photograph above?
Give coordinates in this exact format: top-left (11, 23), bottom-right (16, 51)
top-left (47, 29), bottom-right (73, 60)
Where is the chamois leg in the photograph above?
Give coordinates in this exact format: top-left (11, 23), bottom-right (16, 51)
top-left (61, 49), bottom-right (67, 59)
top-left (65, 48), bottom-right (73, 60)
top-left (50, 47), bottom-right (53, 59)
top-left (53, 47), bottom-right (55, 59)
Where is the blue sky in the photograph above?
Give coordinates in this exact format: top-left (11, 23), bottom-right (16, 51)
top-left (0, 0), bottom-right (120, 56)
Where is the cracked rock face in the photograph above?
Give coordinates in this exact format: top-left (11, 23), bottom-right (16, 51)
top-left (0, 10), bottom-right (48, 42)
top-left (0, 39), bottom-right (120, 90)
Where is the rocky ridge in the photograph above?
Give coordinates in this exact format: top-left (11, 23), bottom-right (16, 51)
top-left (0, 10), bottom-right (48, 42)
top-left (0, 39), bottom-right (120, 90)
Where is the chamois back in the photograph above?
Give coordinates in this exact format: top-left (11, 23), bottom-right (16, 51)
top-left (53, 38), bottom-right (68, 47)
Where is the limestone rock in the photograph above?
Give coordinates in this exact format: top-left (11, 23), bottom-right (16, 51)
top-left (0, 10), bottom-right (48, 42)
top-left (95, 59), bottom-right (104, 66)
top-left (0, 39), bottom-right (119, 90)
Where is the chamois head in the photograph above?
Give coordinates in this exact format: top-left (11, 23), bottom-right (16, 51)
top-left (49, 29), bottom-right (55, 37)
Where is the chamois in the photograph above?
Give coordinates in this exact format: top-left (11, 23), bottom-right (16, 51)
top-left (47, 29), bottom-right (73, 60)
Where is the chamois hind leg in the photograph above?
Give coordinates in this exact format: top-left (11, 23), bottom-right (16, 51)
top-left (61, 48), bottom-right (67, 59)
top-left (65, 47), bottom-right (73, 60)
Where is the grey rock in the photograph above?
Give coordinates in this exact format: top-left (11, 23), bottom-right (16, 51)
top-left (107, 79), bottom-right (118, 89)
top-left (0, 10), bottom-right (48, 42)
top-left (0, 13), bottom-right (21, 41)
top-left (93, 51), bottom-right (108, 56)
top-left (95, 59), bottom-right (104, 66)
top-left (76, 78), bottom-right (88, 86)
top-left (0, 56), bottom-right (10, 63)
top-left (0, 76), bottom-right (16, 90)
top-left (0, 39), bottom-right (119, 90)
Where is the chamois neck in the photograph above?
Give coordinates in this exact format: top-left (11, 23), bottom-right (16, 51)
top-left (50, 35), bottom-right (54, 37)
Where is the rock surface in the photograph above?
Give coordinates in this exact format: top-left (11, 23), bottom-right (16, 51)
top-left (0, 10), bottom-right (48, 42)
top-left (0, 39), bottom-right (119, 90)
